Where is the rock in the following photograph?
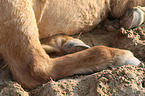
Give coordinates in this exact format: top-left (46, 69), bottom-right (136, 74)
top-left (0, 81), bottom-right (29, 96)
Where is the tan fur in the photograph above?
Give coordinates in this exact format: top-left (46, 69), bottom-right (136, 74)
top-left (37, 0), bottom-right (110, 38)
top-left (0, 0), bottom-right (144, 89)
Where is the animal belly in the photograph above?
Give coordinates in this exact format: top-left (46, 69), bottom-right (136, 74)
top-left (38, 0), bottom-right (110, 39)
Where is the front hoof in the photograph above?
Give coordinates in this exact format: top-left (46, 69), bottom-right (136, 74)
top-left (115, 50), bottom-right (141, 66)
top-left (63, 39), bottom-right (90, 54)
top-left (125, 57), bottom-right (141, 66)
top-left (120, 6), bottom-right (145, 29)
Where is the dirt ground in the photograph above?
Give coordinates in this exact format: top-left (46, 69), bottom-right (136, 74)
top-left (0, 19), bottom-right (145, 96)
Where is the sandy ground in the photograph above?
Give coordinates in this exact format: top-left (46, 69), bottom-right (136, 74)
top-left (0, 19), bottom-right (145, 96)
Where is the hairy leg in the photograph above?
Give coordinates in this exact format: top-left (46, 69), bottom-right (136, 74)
top-left (0, 0), bottom-right (51, 89)
top-left (51, 46), bottom-right (141, 79)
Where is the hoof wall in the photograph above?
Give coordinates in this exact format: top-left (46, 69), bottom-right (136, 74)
top-left (125, 57), bottom-right (141, 66)
top-left (120, 6), bottom-right (145, 29)
top-left (63, 39), bottom-right (90, 54)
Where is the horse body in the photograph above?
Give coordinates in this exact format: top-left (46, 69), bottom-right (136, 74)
top-left (0, 0), bottom-right (144, 89)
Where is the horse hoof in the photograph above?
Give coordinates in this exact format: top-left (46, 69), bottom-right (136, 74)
top-left (120, 6), bottom-right (145, 29)
top-left (63, 39), bottom-right (90, 54)
top-left (125, 57), bottom-right (141, 66)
